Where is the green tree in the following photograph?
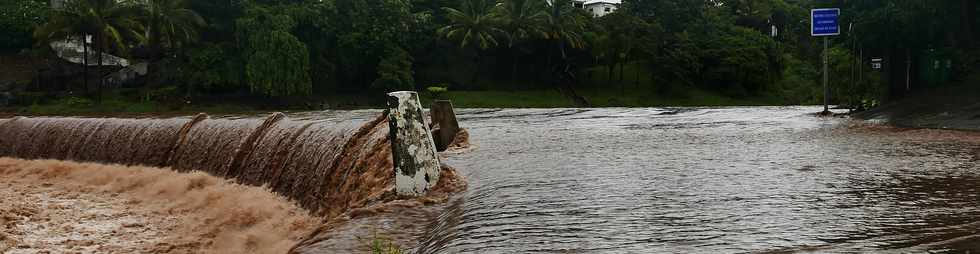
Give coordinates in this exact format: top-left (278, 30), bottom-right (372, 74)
top-left (333, 0), bottom-right (418, 90)
top-left (439, 0), bottom-right (506, 50)
top-left (438, 0), bottom-right (507, 83)
top-left (700, 26), bottom-right (777, 96)
top-left (541, 0), bottom-right (586, 60)
top-left (139, 0), bottom-right (205, 101)
top-left (495, 0), bottom-right (546, 46)
top-left (720, 0), bottom-right (777, 30)
top-left (651, 31), bottom-right (701, 93)
top-left (623, 0), bottom-right (706, 33)
top-left (777, 53), bottom-right (819, 104)
top-left (178, 43), bottom-right (242, 92)
top-left (0, 0), bottom-right (48, 53)
top-left (842, 0), bottom-right (976, 99)
top-left (538, 0), bottom-right (589, 105)
top-left (34, 0), bottom-right (94, 92)
top-left (372, 47), bottom-right (415, 92)
top-left (143, 0), bottom-right (205, 52)
top-left (280, 1), bottom-right (339, 93)
top-left (35, 0), bottom-right (145, 103)
top-left (186, 0), bottom-right (244, 43)
top-left (237, 5), bottom-right (312, 97)
top-left (493, 0), bottom-right (547, 84)
top-left (598, 11), bottom-right (658, 90)
top-left (86, 0), bottom-right (146, 103)
top-left (825, 46), bottom-right (880, 109)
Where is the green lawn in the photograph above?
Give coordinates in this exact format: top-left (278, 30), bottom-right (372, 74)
top-left (419, 88), bottom-right (785, 108)
top-left (415, 64), bottom-right (786, 108)
top-left (10, 63), bottom-right (790, 114)
top-left (420, 90), bottom-right (575, 108)
top-left (13, 95), bottom-right (259, 116)
top-left (12, 87), bottom-right (788, 115)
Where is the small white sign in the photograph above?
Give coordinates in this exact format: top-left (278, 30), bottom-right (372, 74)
top-left (871, 58), bottom-right (883, 70)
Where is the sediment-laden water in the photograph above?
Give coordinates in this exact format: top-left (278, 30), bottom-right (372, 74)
top-left (0, 158), bottom-right (317, 254)
top-left (0, 112), bottom-right (393, 218)
top-left (409, 107), bottom-right (980, 253)
top-left (3, 107), bottom-right (979, 253)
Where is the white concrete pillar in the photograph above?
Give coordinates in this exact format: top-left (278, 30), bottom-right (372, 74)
top-left (386, 91), bottom-right (441, 196)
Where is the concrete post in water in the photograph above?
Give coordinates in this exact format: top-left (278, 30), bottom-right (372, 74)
top-left (387, 91), bottom-right (441, 196)
top-left (430, 100), bottom-right (460, 151)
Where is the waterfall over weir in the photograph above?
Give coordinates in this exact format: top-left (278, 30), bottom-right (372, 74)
top-left (0, 113), bottom-right (396, 218)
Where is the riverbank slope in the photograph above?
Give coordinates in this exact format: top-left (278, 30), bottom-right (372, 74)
top-left (1, 86), bottom-right (786, 116)
top-left (853, 84), bottom-right (980, 131)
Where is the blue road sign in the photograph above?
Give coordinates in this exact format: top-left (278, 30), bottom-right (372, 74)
top-left (811, 8), bottom-right (840, 36)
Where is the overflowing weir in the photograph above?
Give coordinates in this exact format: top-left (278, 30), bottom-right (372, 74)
top-left (0, 112), bottom-right (398, 218)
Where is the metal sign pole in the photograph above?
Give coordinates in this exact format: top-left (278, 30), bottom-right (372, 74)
top-left (811, 8), bottom-right (839, 115)
top-left (823, 37), bottom-right (829, 113)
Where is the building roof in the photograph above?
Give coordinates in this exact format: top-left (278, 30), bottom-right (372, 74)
top-left (50, 37), bottom-right (130, 67)
top-left (583, 0), bottom-right (621, 5)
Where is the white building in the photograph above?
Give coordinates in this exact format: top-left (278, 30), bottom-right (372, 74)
top-left (574, 0), bottom-right (621, 17)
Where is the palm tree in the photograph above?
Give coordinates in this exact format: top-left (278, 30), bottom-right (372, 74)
top-left (438, 0), bottom-right (507, 84)
top-left (144, 0), bottom-right (205, 53)
top-left (88, 0), bottom-right (145, 103)
top-left (34, 0), bottom-right (97, 93)
top-left (542, 0), bottom-right (586, 60)
top-left (493, 0), bottom-right (547, 85)
top-left (541, 0), bottom-right (588, 105)
top-left (495, 0), bottom-right (547, 46)
top-left (36, 0), bottom-right (144, 103)
top-left (140, 0), bottom-right (203, 100)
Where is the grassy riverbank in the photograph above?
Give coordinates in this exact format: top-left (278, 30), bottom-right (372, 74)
top-left (851, 70), bottom-right (980, 131)
top-left (420, 88), bottom-right (784, 108)
top-left (5, 85), bottom-right (788, 116)
top-left (4, 97), bottom-right (257, 117)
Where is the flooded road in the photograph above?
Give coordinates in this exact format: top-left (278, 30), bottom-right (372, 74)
top-left (411, 107), bottom-right (980, 253)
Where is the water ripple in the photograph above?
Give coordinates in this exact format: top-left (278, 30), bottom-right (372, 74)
top-left (420, 107), bottom-right (980, 253)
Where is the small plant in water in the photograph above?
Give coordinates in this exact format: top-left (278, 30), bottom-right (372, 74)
top-left (370, 237), bottom-right (405, 254)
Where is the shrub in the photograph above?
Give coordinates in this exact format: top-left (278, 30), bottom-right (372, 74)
top-left (146, 86), bottom-right (181, 103)
top-left (426, 85), bottom-right (449, 99)
top-left (777, 54), bottom-right (819, 105)
top-left (10, 91), bottom-right (45, 106)
top-left (63, 96), bottom-right (95, 108)
top-left (372, 47), bottom-right (415, 92)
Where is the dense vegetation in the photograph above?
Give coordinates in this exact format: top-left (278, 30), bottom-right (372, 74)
top-left (1, 0), bottom-right (977, 112)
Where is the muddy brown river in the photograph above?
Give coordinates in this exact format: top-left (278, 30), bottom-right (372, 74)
top-left (4, 106), bottom-right (980, 253)
top-left (394, 107), bottom-right (980, 253)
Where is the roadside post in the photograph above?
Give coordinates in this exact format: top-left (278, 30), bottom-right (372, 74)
top-left (387, 91), bottom-right (442, 196)
top-left (812, 8), bottom-right (840, 114)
